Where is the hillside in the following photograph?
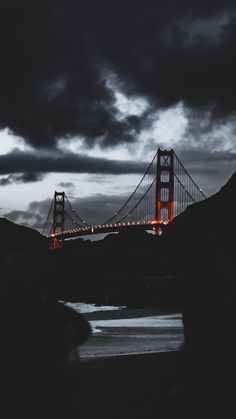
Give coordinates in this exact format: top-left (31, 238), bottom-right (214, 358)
top-left (162, 171), bottom-right (236, 275)
top-left (162, 172), bottom-right (236, 347)
top-left (0, 217), bottom-right (48, 259)
top-left (165, 171), bottom-right (236, 245)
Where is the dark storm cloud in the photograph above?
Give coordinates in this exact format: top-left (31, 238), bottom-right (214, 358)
top-left (16, 172), bottom-right (43, 182)
top-left (0, 149), bottom-right (147, 175)
top-left (0, 177), bottom-right (12, 186)
top-left (178, 149), bottom-right (236, 164)
top-left (0, 0), bottom-right (235, 149)
top-left (0, 172), bottom-right (44, 185)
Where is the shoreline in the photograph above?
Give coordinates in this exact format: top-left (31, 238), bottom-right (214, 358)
top-left (80, 347), bottom-right (178, 362)
top-left (77, 306), bottom-right (184, 418)
top-left (83, 305), bottom-right (182, 320)
top-left (80, 307), bottom-right (184, 359)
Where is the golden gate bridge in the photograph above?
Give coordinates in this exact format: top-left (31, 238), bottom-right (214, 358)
top-left (42, 149), bottom-right (206, 249)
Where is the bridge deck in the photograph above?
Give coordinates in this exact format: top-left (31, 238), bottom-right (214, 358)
top-left (49, 220), bottom-right (170, 240)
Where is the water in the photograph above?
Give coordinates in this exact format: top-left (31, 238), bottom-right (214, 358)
top-left (65, 303), bottom-right (184, 358)
top-left (65, 301), bottom-right (126, 314)
top-left (90, 313), bottom-right (183, 332)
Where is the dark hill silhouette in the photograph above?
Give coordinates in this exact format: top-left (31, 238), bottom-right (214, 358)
top-left (159, 171), bottom-right (236, 280)
top-left (0, 217), bottom-right (48, 258)
top-left (164, 171), bottom-right (236, 249)
top-left (163, 173), bottom-right (236, 416)
top-left (162, 171), bottom-right (236, 334)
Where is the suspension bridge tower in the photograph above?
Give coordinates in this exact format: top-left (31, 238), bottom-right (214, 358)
top-left (155, 148), bottom-right (174, 234)
top-left (51, 191), bottom-right (65, 249)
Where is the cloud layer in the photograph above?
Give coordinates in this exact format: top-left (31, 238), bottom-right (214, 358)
top-left (0, 149), bottom-right (147, 178)
top-left (0, 0), bottom-right (235, 149)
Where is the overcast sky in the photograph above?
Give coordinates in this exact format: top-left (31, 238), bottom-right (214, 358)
top-left (0, 0), bottom-right (236, 232)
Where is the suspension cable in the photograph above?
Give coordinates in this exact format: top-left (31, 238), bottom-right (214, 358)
top-left (103, 151), bottom-right (158, 224)
top-left (174, 151), bottom-right (207, 198)
top-left (65, 194), bottom-right (90, 227)
top-left (42, 197), bottom-right (54, 236)
top-left (65, 209), bottom-right (84, 228)
top-left (115, 177), bottom-right (157, 224)
top-left (174, 173), bottom-right (195, 202)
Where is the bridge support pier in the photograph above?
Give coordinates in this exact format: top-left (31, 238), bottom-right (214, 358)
top-left (50, 191), bottom-right (65, 249)
top-left (155, 149), bottom-right (174, 235)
